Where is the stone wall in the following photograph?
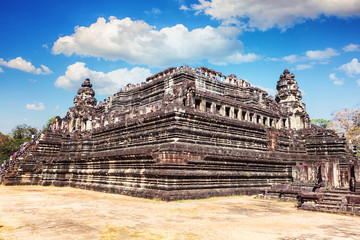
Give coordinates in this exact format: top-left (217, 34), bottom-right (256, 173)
top-left (3, 66), bottom-right (359, 200)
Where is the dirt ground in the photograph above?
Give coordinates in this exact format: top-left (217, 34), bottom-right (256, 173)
top-left (1, 186), bottom-right (360, 240)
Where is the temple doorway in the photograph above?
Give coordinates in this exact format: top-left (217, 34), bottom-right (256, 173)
top-left (350, 165), bottom-right (356, 192)
top-left (317, 166), bottom-right (322, 184)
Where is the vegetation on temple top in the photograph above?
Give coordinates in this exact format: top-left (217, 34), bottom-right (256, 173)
top-left (311, 119), bottom-right (330, 129)
top-left (0, 124), bottom-right (37, 164)
top-left (328, 109), bottom-right (360, 145)
top-left (11, 124), bottom-right (37, 144)
top-left (43, 117), bottom-right (56, 131)
top-left (310, 110), bottom-right (359, 157)
top-left (0, 132), bottom-right (16, 163)
top-left (1, 117), bottom-right (57, 163)
top-left (328, 108), bottom-right (360, 157)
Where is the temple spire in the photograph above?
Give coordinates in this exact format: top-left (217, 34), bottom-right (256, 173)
top-left (73, 78), bottom-right (97, 108)
top-left (66, 78), bottom-right (98, 132)
top-left (275, 70), bottom-right (310, 130)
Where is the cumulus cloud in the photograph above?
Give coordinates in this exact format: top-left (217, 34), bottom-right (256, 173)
top-left (343, 43), bottom-right (360, 52)
top-left (210, 52), bottom-right (260, 65)
top-left (52, 17), bottom-right (259, 67)
top-left (305, 48), bottom-right (339, 60)
top-left (338, 58), bottom-right (360, 77)
top-left (334, 80), bottom-right (345, 86)
top-left (281, 48), bottom-right (338, 64)
top-left (55, 62), bottom-right (152, 95)
top-left (296, 64), bottom-right (313, 70)
top-left (191, 0), bottom-right (360, 31)
top-left (40, 65), bottom-right (53, 75)
top-left (26, 102), bottom-right (46, 111)
top-left (282, 54), bottom-right (298, 63)
top-left (329, 73), bottom-right (344, 85)
top-left (329, 73), bottom-right (336, 80)
top-left (180, 5), bottom-right (191, 11)
top-left (280, 48), bottom-right (339, 70)
top-left (0, 57), bottom-right (52, 75)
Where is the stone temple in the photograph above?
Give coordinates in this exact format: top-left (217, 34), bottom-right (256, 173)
top-left (3, 66), bottom-right (360, 210)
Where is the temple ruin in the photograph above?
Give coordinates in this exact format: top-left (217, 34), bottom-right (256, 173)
top-left (2, 66), bottom-right (360, 212)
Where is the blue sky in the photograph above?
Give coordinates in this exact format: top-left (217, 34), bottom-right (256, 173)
top-left (1, 0), bottom-right (360, 134)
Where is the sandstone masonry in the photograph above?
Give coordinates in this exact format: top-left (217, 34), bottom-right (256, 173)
top-left (3, 66), bottom-right (359, 202)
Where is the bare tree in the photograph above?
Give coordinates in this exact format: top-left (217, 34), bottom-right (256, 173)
top-left (328, 108), bottom-right (360, 147)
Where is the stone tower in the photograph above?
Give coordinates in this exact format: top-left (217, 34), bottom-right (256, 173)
top-left (67, 78), bottom-right (97, 132)
top-left (73, 78), bottom-right (97, 108)
top-left (275, 69), bottom-right (310, 130)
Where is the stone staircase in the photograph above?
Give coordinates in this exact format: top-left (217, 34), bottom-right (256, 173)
top-left (317, 189), bottom-right (350, 212)
top-left (1, 133), bottom-right (43, 185)
top-left (299, 188), bottom-right (360, 215)
top-left (1, 157), bottom-right (21, 185)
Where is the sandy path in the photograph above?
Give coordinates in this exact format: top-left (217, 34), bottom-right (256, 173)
top-left (1, 185), bottom-right (360, 240)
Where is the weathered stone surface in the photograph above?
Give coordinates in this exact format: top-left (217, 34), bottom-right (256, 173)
top-left (2, 66), bottom-right (359, 201)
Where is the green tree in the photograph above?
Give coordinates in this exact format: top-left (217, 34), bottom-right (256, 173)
top-left (43, 117), bottom-right (56, 131)
top-left (311, 119), bottom-right (330, 129)
top-left (0, 125), bottom-right (39, 163)
top-left (0, 132), bottom-right (17, 163)
top-left (0, 125), bottom-right (38, 163)
top-left (11, 124), bottom-right (37, 145)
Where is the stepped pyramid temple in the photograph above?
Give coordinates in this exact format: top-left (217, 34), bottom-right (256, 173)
top-left (2, 66), bottom-right (360, 212)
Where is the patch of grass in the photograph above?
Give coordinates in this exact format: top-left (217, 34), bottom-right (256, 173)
top-left (100, 225), bottom-right (200, 240)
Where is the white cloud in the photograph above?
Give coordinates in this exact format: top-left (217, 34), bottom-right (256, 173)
top-left (211, 52), bottom-right (260, 65)
top-left (282, 54), bottom-right (299, 63)
top-left (26, 102), bottom-right (46, 111)
top-left (329, 73), bottom-right (344, 85)
top-left (52, 17), bottom-right (259, 67)
top-left (55, 62), bottom-right (152, 95)
top-left (296, 64), bottom-right (313, 70)
top-left (191, 0), bottom-right (360, 31)
top-left (305, 48), bottom-right (339, 60)
top-left (282, 48), bottom-right (338, 65)
top-left (343, 43), bottom-right (360, 52)
top-left (40, 65), bottom-right (53, 74)
top-left (357, 79), bottom-right (360, 86)
top-left (145, 7), bottom-right (161, 15)
top-left (338, 58), bottom-right (360, 77)
top-left (333, 80), bottom-right (345, 85)
top-left (0, 57), bottom-right (52, 75)
top-left (152, 8), bottom-right (161, 14)
top-left (42, 44), bottom-right (49, 49)
top-left (329, 73), bottom-right (337, 81)
top-left (266, 57), bottom-right (279, 62)
top-left (281, 48), bottom-right (338, 70)
top-left (0, 67), bottom-right (3, 73)
top-left (180, 5), bottom-right (190, 11)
